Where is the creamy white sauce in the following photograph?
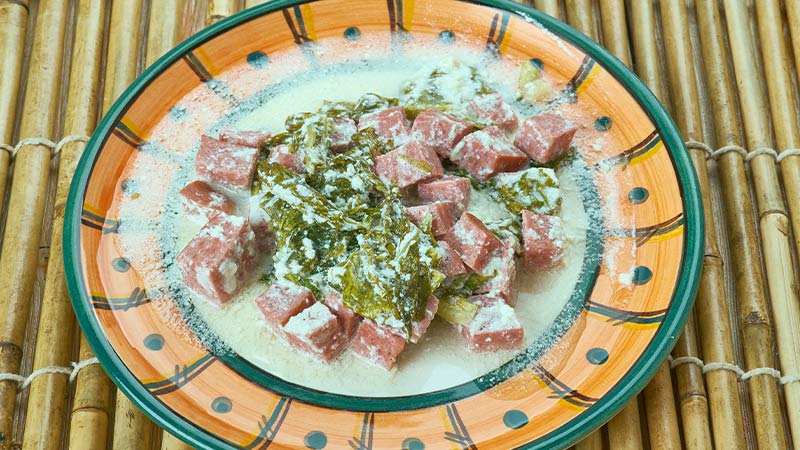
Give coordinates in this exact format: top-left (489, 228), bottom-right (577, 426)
top-left (116, 44), bottom-right (615, 398)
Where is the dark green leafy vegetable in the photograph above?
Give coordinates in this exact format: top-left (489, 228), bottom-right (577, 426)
top-left (353, 93), bottom-right (399, 117)
top-left (487, 167), bottom-right (561, 215)
top-left (402, 58), bottom-right (492, 118)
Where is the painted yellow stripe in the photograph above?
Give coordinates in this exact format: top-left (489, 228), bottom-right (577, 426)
top-left (139, 353), bottom-right (208, 384)
top-left (500, 25), bottom-right (513, 54)
top-left (301, 4), bottom-right (317, 41)
top-left (575, 63), bottom-right (602, 96)
top-left (120, 118), bottom-right (149, 141)
top-left (647, 224), bottom-right (684, 243)
top-left (628, 139), bottom-right (665, 166)
top-left (403, 0), bottom-right (415, 30)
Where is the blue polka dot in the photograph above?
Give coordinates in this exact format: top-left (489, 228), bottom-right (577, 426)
top-left (211, 396), bottom-right (232, 414)
top-left (439, 30), bottom-right (455, 44)
top-left (402, 437), bottom-right (425, 450)
top-left (304, 431), bottom-right (327, 449)
top-left (530, 58), bottom-right (543, 70)
top-left (247, 51), bottom-right (269, 69)
top-left (633, 266), bottom-right (652, 285)
top-left (586, 348), bottom-right (609, 365)
top-left (628, 187), bottom-right (649, 204)
top-left (594, 116), bottom-right (612, 131)
top-left (112, 257), bottom-right (130, 272)
top-left (344, 26), bottom-right (361, 41)
top-left (169, 105), bottom-right (187, 121)
top-left (503, 410), bottom-right (529, 429)
top-left (143, 334), bottom-right (164, 351)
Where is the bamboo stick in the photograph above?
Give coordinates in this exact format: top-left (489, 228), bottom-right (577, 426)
top-left (0, 0), bottom-right (28, 212)
top-left (597, 0), bottom-right (630, 66)
top-left (693, 0), bottom-right (785, 448)
top-left (69, 335), bottom-right (114, 450)
top-left (207, 0), bottom-right (239, 25)
top-left (244, 0), bottom-right (268, 8)
top-left (752, 3), bottom-right (800, 442)
top-left (574, 429), bottom-right (603, 450)
top-left (0, 0), bottom-right (71, 440)
top-left (161, 431), bottom-right (194, 450)
top-left (606, 400), bottom-right (643, 450)
top-left (658, 2), bottom-right (730, 448)
top-left (145, 0), bottom-right (185, 67)
top-left (725, 1), bottom-right (800, 447)
top-left (532, 0), bottom-right (562, 19)
top-left (69, 1), bottom-right (149, 448)
top-left (19, 1), bottom-right (106, 449)
top-left (564, 0), bottom-right (596, 38)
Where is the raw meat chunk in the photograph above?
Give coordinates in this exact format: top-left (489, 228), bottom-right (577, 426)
top-left (357, 106), bottom-right (411, 145)
top-left (468, 93), bottom-right (518, 132)
top-left (256, 282), bottom-right (315, 327)
top-left (373, 140), bottom-right (443, 189)
top-left (329, 117), bottom-right (357, 152)
top-left (325, 291), bottom-right (362, 337)
top-left (283, 302), bottom-right (347, 361)
top-left (441, 212), bottom-right (503, 273)
top-left (179, 180), bottom-right (236, 223)
top-left (408, 295), bottom-right (439, 344)
top-left (352, 320), bottom-right (407, 370)
top-left (411, 109), bottom-right (473, 158)
top-left (514, 113), bottom-right (577, 163)
top-left (219, 129), bottom-right (271, 148)
top-left (474, 241), bottom-right (517, 305)
top-left (195, 135), bottom-right (259, 191)
top-left (459, 298), bottom-right (524, 351)
top-left (269, 144), bottom-right (305, 173)
top-left (405, 202), bottom-right (456, 236)
top-left (417, 176), bottom-right (471, 215)
top-left (522, 211), bottom-right (565, 270)
top-left (450, 126), bottom-right (528, 181)
top-left (247, 193), bottom-right (275, 254)
top-left (177, 214), bottom-right (258, 305)
top-left (437, 241), bottom-right (469, 277)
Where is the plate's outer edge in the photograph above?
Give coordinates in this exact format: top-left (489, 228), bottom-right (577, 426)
top-left (63, 0), bottom-right (704, 449)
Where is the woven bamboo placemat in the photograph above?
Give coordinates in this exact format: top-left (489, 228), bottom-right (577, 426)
top-left (1, 0), bottom-right (799, 448)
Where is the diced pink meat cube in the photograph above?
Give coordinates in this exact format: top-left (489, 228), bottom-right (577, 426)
top-left (522, 211), bottom-right (565, 270)
top-left (269, 144), bottom-right (305, 173)
top-left (438, 241), bottom-right (469, 277)
top-left (474, 241), bottom-right (517, 305)
top-left (256, 282), bottom-right (315, 327)
top-left (411, 109), bottom-right (473, 158)
top-left (219, 129), bottom-right (271, 148)
top-left (357, 106), bottom-right (411, 145)
top-left (330, 117), bottom-right (357, 152)
top-left (441, 213), bottom-right (503, 273)
top-left (195, 135), bottom-right (259, 191)
top-left (325, 291), bottom-right (362, 337)
top-left (247, 194), bottom-right (276, 254)
top-left (468, 93), bottom-right (518, 132)
top-left (179, 180), bottom-right (236, 223)
top-left (405, 202), bottom-right (456, 236)
top-left (373, 140), bottom-right (443, 189)
top-left (283, 302), bottom-right (347, 361)
top-left (417, 176), bottom-right (471, 215)
top-left (409, 295), bottom-right (439, 344)
top-left (459, 298), bottom-right (524, 352)
top-left (450, 127), bottom-right (528, 181)
top-left (514, 113), bottom-right (577, 163)
top-left (177, 214), bottom-right (258, 305)
top-left (352, 320), bottom-right (407, 370)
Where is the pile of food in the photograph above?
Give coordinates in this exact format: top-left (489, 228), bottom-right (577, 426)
top-left (175, 59), bottom-right (577, 370)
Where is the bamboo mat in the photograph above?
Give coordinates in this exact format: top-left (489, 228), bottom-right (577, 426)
top-left (0, 0), bottom-right (799, 449)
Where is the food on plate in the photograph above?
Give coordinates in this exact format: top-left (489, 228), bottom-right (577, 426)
top-left (174, 58), bottom-right (575, 370)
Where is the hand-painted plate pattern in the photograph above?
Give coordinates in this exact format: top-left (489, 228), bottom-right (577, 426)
top-left (64, 0), bottom-right (703, 449)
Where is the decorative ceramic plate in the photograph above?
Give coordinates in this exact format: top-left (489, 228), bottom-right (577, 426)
top-left (64, 1), bottom-right (702, 448)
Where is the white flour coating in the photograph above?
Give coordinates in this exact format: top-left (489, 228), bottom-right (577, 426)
top-left (115, 39), bottom-right (632, 397)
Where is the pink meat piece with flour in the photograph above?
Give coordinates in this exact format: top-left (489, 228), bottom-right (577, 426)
top-left (177, 214), bottom-right (258, 305)
top-left (195, 135), bottom-right (259, 191)
top-left (179, 180), bottom-right (236, 223)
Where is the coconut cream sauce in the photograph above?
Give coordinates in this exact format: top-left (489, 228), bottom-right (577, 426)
top-left (118, 50), bottom-right (608, 397)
